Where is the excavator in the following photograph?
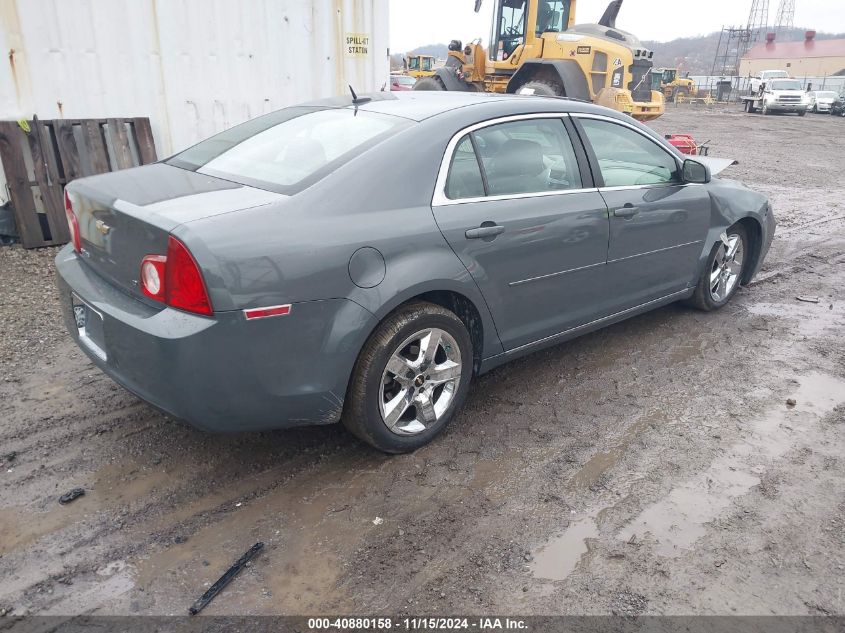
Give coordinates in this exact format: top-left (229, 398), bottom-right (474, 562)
top-left (414, 0), bottom-right (665, 121)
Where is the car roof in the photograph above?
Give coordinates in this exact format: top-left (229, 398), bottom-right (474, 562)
top-left (300, 91), bottom-right (606, 123)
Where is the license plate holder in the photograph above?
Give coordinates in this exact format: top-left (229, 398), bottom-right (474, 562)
top-left (71, 293), bottom-right (107, 361)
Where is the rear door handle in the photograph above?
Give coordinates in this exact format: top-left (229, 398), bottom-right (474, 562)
top-left (613, 204), bottom-right (640, 219)
top-left (465, 223), bottom-right (505, 240)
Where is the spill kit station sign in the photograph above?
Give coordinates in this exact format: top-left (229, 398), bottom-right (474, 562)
top-left (345, 33), bottom-right (370, 57)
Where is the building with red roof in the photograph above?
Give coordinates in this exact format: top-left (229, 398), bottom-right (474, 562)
top-left (739, 31), bottom-right (845, 78)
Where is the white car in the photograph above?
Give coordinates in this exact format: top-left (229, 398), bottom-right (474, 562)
top-left (806, 90), bottom-right (839, 113)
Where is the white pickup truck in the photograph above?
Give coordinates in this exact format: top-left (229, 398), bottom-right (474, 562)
top-left (749, 70), bottom-right (790, 95)
top-left (742, 78), bottom-right (809, 116)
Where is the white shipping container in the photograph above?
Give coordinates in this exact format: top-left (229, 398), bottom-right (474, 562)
top-left (0, 0), bottom-right (390, 204)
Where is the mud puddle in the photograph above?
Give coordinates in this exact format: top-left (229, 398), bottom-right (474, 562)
top-left (746, 301), bottom-right (841, 337)
top-left (531, 373), bottom-right (845, 579)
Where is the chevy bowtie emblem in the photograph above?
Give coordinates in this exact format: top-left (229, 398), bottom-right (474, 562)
top-left (95, 220), bottom-right (111, 235)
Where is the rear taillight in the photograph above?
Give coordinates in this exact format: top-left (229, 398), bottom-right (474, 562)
top-left (139, 236), bottom-right (213, 316)
top-left (140, 255), bottom-right (167, 302)
top-left (165, 236), bottom-right (213, 315)
top-left (64, 190), bottom-right (81, 252)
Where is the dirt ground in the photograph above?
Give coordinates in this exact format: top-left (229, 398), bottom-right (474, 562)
top-left (1, 104), bottom-right (844, 618)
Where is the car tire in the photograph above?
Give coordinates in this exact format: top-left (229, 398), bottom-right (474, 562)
top-left (687, 225), bottom-right (749, 312)
top-left (762, 103), bottom-right (770, 115)
top-left (413, 77), bottom-right (445, 91)
top-left (342, 301), bottom-right (473, 453)
top-left (799, 110), bottom-right (806, 117)
top-left (517, 80), bottom-right (562, 97)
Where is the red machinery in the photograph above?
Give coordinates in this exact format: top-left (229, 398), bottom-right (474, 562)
top-left (665, 134), bottom-right (710, 156)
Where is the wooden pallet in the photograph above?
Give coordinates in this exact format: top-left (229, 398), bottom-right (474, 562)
top-left (0, 117), bottom-right (157, 248)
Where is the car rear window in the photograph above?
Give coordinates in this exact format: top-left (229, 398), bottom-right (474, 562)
top-left (167, 108), bottom-right (411, 194)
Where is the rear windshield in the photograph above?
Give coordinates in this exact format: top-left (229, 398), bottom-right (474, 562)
top-left (167, 108), bottom-right (410, 194)
top-left (770, 80), bottom-right (802, 91)
top-left (817, 91), bottom-right (838, 98)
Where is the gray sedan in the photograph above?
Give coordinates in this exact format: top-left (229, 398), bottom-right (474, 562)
top-left (56, 92), bottom-right (775, 453)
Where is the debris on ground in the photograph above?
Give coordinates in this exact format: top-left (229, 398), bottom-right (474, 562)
top-left (58, 488), bottom-right (85, 505)
top-left (786, 398), bottom-right (797, 408)
top-left (796, 296), bottom-right (821, 304)
top-left (372, 517), bottom-right (384, 526)
top-left (188, 542), bottom-right (264, 615)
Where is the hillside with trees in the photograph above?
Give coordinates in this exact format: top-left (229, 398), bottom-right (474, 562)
top-left (394, 29), bottom-right (845, 75)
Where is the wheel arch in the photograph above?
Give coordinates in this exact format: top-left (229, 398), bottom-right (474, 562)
top-left (735, 215), bottom-right (764, 285)
top-left (364, 285), bottom-right (499, 376)
top-left (506, 60), bottom-right (591, 100)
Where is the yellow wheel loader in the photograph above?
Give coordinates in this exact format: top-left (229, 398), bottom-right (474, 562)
top-left (406, 55), bottom-right (436, 79)
top-left (652, 67), bottom-right (695, 102)
top-left (413, 0), bottom-right (664, 121)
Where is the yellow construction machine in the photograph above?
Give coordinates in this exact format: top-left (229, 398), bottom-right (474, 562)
top-left (406, 54), bottom-right (436, 79)
top-left (414, 0), bottom-right (664, 121)
top-left (652, 67), bottom-right (695, 102)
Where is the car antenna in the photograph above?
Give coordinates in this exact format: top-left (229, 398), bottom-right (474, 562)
top-left (349, 85), bottom-right (372, 106)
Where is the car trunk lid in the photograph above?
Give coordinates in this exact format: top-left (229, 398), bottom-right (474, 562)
top-left (66, 163), bottom-right (285, 301)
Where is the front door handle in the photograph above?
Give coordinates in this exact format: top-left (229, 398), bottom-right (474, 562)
top-left (465, 222), bottom-right (505, 240)
top-left (613, 204), bottom-right (640, 219)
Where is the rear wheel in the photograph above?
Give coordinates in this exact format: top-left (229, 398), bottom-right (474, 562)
top-left (342, 302), bottom-right (473, 453)
top-left (414, 76), bottom-right (445, 91)
top-left (517, 80), bottom-right (562, 97)
top-left (799, 110), bottom-right (806, 117)
top-left (688, 225), bottom-right (749, 312)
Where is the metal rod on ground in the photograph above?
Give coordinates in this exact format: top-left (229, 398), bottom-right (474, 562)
top-left (188, 542), bottom-right (264, 615)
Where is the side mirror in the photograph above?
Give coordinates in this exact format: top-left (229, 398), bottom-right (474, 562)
top-left (683, 159), bottom-right (711, 184)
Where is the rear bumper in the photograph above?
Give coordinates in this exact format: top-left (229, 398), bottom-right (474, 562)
top-left (55, 246), bottom-right (376, 432)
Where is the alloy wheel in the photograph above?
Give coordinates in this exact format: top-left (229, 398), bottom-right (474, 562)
top-left (379, 328), bottom-right (462, 436)
top-left (710, 233), bottom-right (744, 302)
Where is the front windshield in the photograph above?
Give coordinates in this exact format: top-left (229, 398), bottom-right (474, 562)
top-left (817, 91), bottom-right (838, 99)
top-left (421, 57), bottom-right (433, 71)
top-left (771, 80), bottom-right (802, 91)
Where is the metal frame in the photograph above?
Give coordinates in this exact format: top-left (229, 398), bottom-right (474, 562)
top-left (432, 111), bottom-right (691, 208)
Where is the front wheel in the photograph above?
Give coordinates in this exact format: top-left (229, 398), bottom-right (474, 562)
top-left (414, 76), bottom-right (445, 91)
top-left (342, 302), bottom-right (473, 453)
top-left (687, 226), bottom-right (749, 312)
top-left (517, 80), bottom-right (563, 97)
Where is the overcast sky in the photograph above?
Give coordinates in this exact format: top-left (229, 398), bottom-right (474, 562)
top-left (389, 0), bottom-right (845, 52)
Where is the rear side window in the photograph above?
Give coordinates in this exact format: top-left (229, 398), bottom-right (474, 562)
top-left (167, 108), bottom-right (410, 194)
top-left (579, 119), bottom-right (679, 187)
top-left (445, 135), bottom-right (486, 200)
top-left (474, 119), bottom-right (582, 196)
top-left (444, 118), bottom-right (583, 200)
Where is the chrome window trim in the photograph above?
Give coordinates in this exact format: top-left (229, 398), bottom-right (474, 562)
top-left (432, 112), bottom-right (592, 208)
top-left (570, 112), bottom-right (686, 189)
